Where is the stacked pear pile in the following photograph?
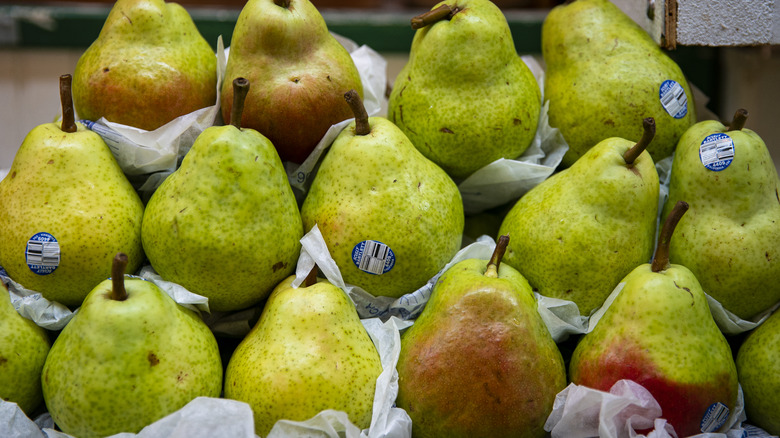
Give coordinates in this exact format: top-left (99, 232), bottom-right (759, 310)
top-left (1, 0), bottom-right (779, 436)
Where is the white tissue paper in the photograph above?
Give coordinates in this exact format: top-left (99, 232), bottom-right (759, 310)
top-left (544, 380), bottom-right (750, 438)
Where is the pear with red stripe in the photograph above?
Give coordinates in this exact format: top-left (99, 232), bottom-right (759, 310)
top-left (568, 201), bottom-right (739, 437)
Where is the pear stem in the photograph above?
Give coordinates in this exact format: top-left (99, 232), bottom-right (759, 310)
top-left (411, 4), bottom-right (460, 30)
top-left (274, 0), bottom-right (290, 8)
top-left (110, 253), bottom-right (129, 301)
top-left (623, 117), bottom-right (655, 165)
top-left (651, 201), bottom-right (689, 273)
top-left (344, 89), bottom-right (371, 136)
top-left (230, 77), bottom-right (250, 129)
top-left (303, 265), bottom-right (318, 288)
top-left (485, 235), bottom-right (510, 278)
top-left (728, 108), bottom-right (748, 131)
top-left (59, 74), bottom-right (77, 133)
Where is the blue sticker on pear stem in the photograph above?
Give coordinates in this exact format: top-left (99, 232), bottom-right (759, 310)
top-left (351, 240), bottom-right (395, 275)
top-left (26, 232), bottom-right (61, 275)
top-left (700, 401), bottom-right (730, 433)
top-left (659, 79), bottom-right (688, 119)
top-left (699, 133), bottom-right (735, 171)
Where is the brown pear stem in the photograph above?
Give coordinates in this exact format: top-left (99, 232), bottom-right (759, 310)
top-left (110, 253), bottom-right (129, 301)
top-left (59, 74), bottom-right (77, 133)
top-left (303, 265), bottom-right (318, 288)
top-left (230, 77), bottom-right (250, 129)
top-left (344, 89), bottom-right (371, 136)
top-left (623, 117), bottom-right (655, 165)
top-left (728, 108), bottom-right (748, 131)
top-left (274, 0), bottom-right (290, 8)
top-left (411, 4), bottom-right (459, 29)
top-left (485, 235), bottom-right (510, 278)
top-left (651, 201), bottom-right (689, 273)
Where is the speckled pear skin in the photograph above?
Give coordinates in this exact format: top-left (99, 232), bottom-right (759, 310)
top-left (661, 120), bottom-right (780, 320)
top-left (542, 0), bottom-right (696, 168)
top-left (222, 0), bottom-right (363, 164)
top-left (41, 276), bottom-right (223, 438)
top-left (498, 137), bottom-right (659, 316)
top-left (388, 0), bottom-right (540, 180)
top-left (224, 275), bottom-right (382, 436)
top-left (0, 123), bottom-right (145, 307)
top-left (397, 258), bottom-right (566, 438)
top-left (73, 0), bottom-right (216, 131)
top-left (737, 309), bottom-right (780, 435)
top-left (569, 263), bottom-right (739, 438)
top-left (0, 284), bottom-right (50, 415)
top-left (141, 125), bottom-right (303, 312)
top-left (301, 117), bottom-right (464, 299)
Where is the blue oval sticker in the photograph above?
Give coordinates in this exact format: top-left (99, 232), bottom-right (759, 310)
top-left (351, 240), bottom-right (395, 275)
top-left (26, 232), bottom-right (61, 275)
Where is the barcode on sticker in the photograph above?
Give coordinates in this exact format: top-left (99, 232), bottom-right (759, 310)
top-left (26, 241), bottom-right (60, 266)
top-left (699, 133), bottom-right (735, 171)
top-left (700, 138), bottom-right (734, 163)
top-left (742, 424), bottom-right (774, 437)
top-left (700, 402), bottom-right (730, 433)
top-left (659, 80), bottom-right (688, 119)
top-left (358, 241), bottom-right (390, 275)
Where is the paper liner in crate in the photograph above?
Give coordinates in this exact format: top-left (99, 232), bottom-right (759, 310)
top-left (79, 33), bottom-right (387, 203)
top-left (544, 380), bottom-right (753, 438)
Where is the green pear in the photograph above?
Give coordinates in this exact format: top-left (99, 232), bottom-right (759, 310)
top-left (222, 0), bottom-right (363, 164)
top-left (224, 267), bottom-right (383, 436)
top-left (542, 0), bottom-right (696, 168)
top-left (737, 309), bottom-right (780, 435)
top-left (498, 118), bottom-right (660, 316)
top-left (41, 253), bottom-right (223, 438)
top-left (142, 78), bottom-right (303, 312)
top-left (0, 282), bottom-right (50, 416)
top-left (388, 0), bottom-right (541, 180)
top-left (661, 109), bottom-right (780, 320)
top-left (301, 90), bottom-right (464, 299)
top-left (569, 202), bottom-right (739, 438)
top-left (73, 0), bottom-right (217, 131)
top-left (397, 235), bottom-right (566, 438)
top-left (0, 75), bottom-right (145, 307)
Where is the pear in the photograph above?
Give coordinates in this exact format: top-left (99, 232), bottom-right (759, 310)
top-left (222, 0), bottom-right (363, 164)
top-left (224, 266), bottom-right (383, 436)
top-left (661, 109), bottom-right (780, 320)
top-left (301, 90), bottom-right (464, 299)
top-left (387, 0), bottom-right (541, 180)
top-left (498, 118), bottom-right (660, 316)
top-left (396, 235), bottom-right (566, 438)
top-left (736, 309), bottom-right (780, 435)
top-left (41, 253), bottom-right (223, 438)
top-left (0, 282), bottom-right (51, 416)
top-left (0, 74), bottom-right (145, 307)
top-left (73, 0), bottom-right (216, 131)
top-left (569, 202), bottom-right (740, 437)
top-left (542, 0), bottom-right (696, 168)
top-left (142, 78), bottom-right (303, 312)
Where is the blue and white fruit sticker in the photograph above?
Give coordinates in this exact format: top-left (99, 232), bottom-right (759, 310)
top-left (659, 79), bottom-right (688, 119)
top-left (26, 232), bottom-right (61, 275)
top-left (700, 401), bottom-right (730, 433)
top-left (352, 240), bottom-right (396, 275)
top-left (699, 133), bottom-right (735, 171)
